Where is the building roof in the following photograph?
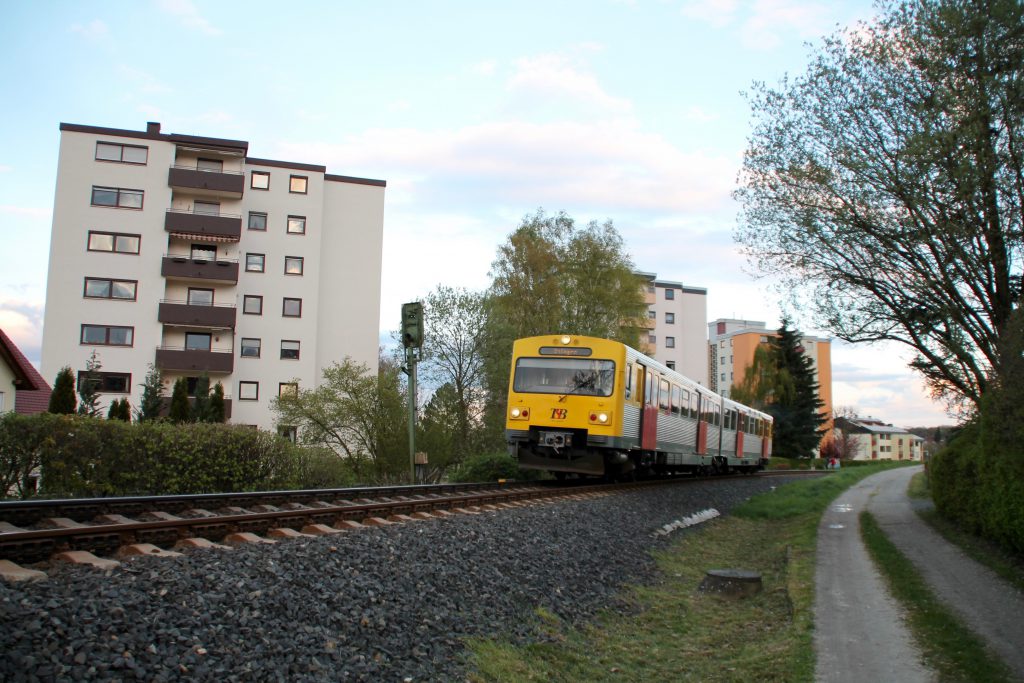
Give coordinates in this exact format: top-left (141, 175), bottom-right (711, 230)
top-left (837, 416), bottom-right (924, 439)
top-left (0, 328), bottom-right (51, 414)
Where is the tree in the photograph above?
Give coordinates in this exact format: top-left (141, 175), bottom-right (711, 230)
top-left (135, 363), bottom-right (165, 422)
top-left (729, 345), bottom-right (785, 409)
top-left (48, 366), bottom-right (76, 414)
top-left (417, 383), bottom-right (463, 471)
top-left (420, 286), bottom-right (489, 462)
top-left (168, 377), bottom-right (192, 424)
top-left (765, 321), bottom-right (828, 458)
top-left (209, 382), bottom-right (226, 423)
top-left (272, 356), bottom-right (406, 480)
top-left (483, 209), bottom-right (647, 437)
top-left (735, 0), bottom-right (1024, 416)
top-left (76, 351), bottom-right (102, 417)
top-left (192, 373), bottom-right (211, 423)
top-left (107, 398), bottom-right (131, 421)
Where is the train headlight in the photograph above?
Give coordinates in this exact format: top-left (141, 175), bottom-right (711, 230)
top-left (560, 335), bottom-right (572, 345)
top-left (588, 411), bottom-right (610, 425)
top-left (510, 407), bottom-right (530, 420)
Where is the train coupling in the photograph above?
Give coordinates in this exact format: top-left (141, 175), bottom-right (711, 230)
top-left (538, 430), bottom-right (574, 452)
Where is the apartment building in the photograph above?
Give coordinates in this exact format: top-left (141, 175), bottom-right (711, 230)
top-left (636, 272), bottom-right (708, 385)
top-left (834, 416), bottom-right (924, 461)
top-left (708, 318), bottom-right (833, 435)
top-left (41, 122), bottom-right (385, 432)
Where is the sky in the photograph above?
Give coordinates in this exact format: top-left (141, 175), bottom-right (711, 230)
top-left (0, 0), bottom-right (953, 427)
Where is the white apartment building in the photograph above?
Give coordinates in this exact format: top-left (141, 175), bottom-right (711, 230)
top-left (636, 272), bottom-right (708, 385)
top-left (41, 122), bottom-right (385, 433)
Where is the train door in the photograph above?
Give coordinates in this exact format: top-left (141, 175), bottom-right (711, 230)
top-left (736, 411), bottom-right (745, 457)
top-left (638, 364), bottom-right (658, 450)
top-left (696, 392), bottom-right (708, 455)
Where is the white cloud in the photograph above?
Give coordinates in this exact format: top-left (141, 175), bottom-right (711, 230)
top-left (117, 65), bottom-right (172, 95)
top-left (681, 0), bottom-right (740, 28)
top-left (70, 19), bottom-right (109, 40)
top-left (681, 105), bottom-right (719, 123)
top-left (470, 60), bottom-right (497, 77)
top-left (0, 165), bottom-right (13, 173)
top-left (0, 300), bottom-right (44, 367)
top-left (680, 0), bottom-right (835, 50)
top-left (507, 54), bottom-right (633, 114)
top-left (156, 0), bottom-right (222, 36)
top-left (0, 205), bottom-right (51, 219)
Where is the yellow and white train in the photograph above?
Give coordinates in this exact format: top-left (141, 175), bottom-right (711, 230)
top-left (505, 335), bottom-right (773, 478)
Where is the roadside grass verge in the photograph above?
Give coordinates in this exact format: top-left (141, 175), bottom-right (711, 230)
top-left (860, 511), bottom-right (1013, 683)
top-left (465, 465), bottom-right (901, 682)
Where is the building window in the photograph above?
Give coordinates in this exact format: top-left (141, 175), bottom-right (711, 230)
top-left (191, 244), bottom-right (216, 261)
top-left (239, 381), bottom-right (259, 401)
top-left (282, 297), bottom-right (302, 317)
top-left (242, 295), bottom-right (263, 315)
top-left (284, 256), bottom-right (304, 275)
top-left (289, 175), bottom-right (308, 194)
top-left (77, 371), bottom-right (131, 394)
top-left (245, 253), bottom-right (265, 272)
top-left (240, 338), bottom-right (261, 358)
top-left (666, 337), bottom-right (676, 348)
top-left (665, 289), bottom-right (675, 300)
top-left (665, 312), bottom-right (675, 324)
top-left (251, 171), bottom-right (270, 190)
top-left (80, 325), bottom-right (133, 346)
top-left (278, 426), bottom-right (297, 442)
top-left (287, 215), bottom-right (306, 235)
top-left (248, 212), bottom-right (267, 231)
top-left (197, 157), bottom-right (223, 172)
top-left (95, 142), bottom-right (148, 165)
top-left (185, 332), bottom-right (211, 351)
top-left (193, 200), bottom-right (220, 215)
top-left (243, 295), bottom-right (263, 315)
top-left (281, 340), bottom-right (300, 360)
top-left (666, 361), bottom-right (675, 370)
top-left (648, 334), bottom-right (656, 344)
top-left (279, 382), bottom-right (298, 397)
top-left (91, 186), bottom-right (143, 209)
top-left (87, 231), bottom-right (140, 254)
top-left (648, 310), bottom-right (656, 320)
top-left (187, 288), bottom-right (214, 306)
top-left (84, 277), bottom-right (137, 300)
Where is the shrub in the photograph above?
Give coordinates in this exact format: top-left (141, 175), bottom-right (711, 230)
top-left (448, 452), bottom-right (539, 482)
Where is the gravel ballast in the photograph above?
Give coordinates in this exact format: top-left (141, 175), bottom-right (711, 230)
top-left (0, 477), bottom-right (800, 681)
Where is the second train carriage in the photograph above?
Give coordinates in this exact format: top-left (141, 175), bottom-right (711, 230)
top-left (505, 334), bottom-right (772, 478)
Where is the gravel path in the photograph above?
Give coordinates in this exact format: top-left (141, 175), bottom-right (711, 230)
top-left (0, 477), bottom-right (797, 682)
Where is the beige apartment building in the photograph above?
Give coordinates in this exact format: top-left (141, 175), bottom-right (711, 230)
top-left (41, 122), bottom-right (385, 433)
top-left (834, 416), bottom-right (924, 461)
top-left (636, 272), bottom-right (708, 386)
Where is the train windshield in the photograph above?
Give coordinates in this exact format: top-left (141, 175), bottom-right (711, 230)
top-left (513, 358), bottom-right (615, 397)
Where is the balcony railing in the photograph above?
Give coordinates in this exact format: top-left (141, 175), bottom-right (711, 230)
top-left (168, 165), bottom-right (245, 198)
top-left (161, 255), bottom-right (239, 283)
top-left (155, 346), bottom-right (234, 374)
top-left (158, 300), bottom-right (237, 329)
top-left (164, 208), bottom-right (242, 241)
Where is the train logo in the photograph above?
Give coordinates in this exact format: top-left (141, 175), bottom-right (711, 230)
top-left (550, 408), bottom-right (568, 420)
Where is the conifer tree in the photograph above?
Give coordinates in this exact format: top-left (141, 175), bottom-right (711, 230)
top-left (48, 366), bottom-right (77, 414)
top-left (76, 351), bottom-right (103, 417)
top-left (209, 382), bottom-right (226, 423)
top-left (766, 320), bottom-right (827, 458)
top-left (136, 363), bottom-right (165, 422)
top-left (168, 377), bottom-right (192, 424)
top-left (192, 373), bottom-right (211, 423)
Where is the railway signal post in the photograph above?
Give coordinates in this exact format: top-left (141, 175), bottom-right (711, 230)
top-left (401, 302), bottom-right (424, 482)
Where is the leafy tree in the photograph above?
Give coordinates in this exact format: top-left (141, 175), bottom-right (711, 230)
top-left (209, 382), bottom-right (226, 423)
top-left (168, 377), bottom-right (192, 424)
top-left (192, 373), bottom-right (211, 423)
top-left (135, 363), bottom-right (165, 422)
top-left (107, 398), bottom-right (131, 421)
top-left (48, 367), bottom-right (76, 414)
top-left (417, 383), bottom-right (462, 471)
top-left (765, 321), bottom-right (828, 458)
top-left (735, 0), bottom-right (1024, 416)
top-left (420, 286), bottom-right (489, 462)
top-left (272, 355), bottom-right (406, 480)
top-left (76, 351), bottom-right (102, 417)
top-left (483, 209), bottom-right (646, 438)
top-left (729, 345), bottom-right (784, 409)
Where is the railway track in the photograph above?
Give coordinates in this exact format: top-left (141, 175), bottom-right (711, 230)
top-left (0, 470), bottom-right (821, 579)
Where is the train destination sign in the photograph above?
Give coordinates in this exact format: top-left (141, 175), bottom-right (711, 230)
top-left (538, 346), bottom-right (593, 357)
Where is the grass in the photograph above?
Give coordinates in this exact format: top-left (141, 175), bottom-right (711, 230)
top-left (465, 464), bottom-right (904, 682)
top-left (859, 511), bottom-right (1013, 682)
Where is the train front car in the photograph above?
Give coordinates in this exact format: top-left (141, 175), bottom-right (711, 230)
top-left (505, 335), bottom-right (627, 478)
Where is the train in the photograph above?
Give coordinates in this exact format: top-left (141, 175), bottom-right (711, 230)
top-left (505, 334), bottom-right (773, 479)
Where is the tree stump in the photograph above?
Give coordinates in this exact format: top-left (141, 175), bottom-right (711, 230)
top-left (698, 569), bottom-right (763, 600)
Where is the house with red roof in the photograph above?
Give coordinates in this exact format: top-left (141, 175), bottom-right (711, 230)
top-left (0, 328), bottom-right (51, 415)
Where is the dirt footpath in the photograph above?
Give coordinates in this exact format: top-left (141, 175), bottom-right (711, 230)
top-left (814, 465), bottom-right (1024, 682)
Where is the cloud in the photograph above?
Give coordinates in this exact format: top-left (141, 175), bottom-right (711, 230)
top-left (70, 19), bottom-right (109, 40)
top-left (0, 165), bottom-right (13, 173)
top-left (117, 65), bottom-right (172, 95)
top-left (0, 205), bottom-right (51, 219)
top-left (507, 53), bottom-right (633, 113)
top-left (156, 0), bottom-right (222, 36)
top-left (470, 60), bottom-right (497, 77)
top-left (0, 300), bottom-right (44, 368)
top-left (680, 0), bottom-right (835, 50)
top-left (681, 0), bottom-right (740, 28)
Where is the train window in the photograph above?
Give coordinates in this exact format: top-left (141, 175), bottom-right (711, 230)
top-left (671, 385), bottom-right (681, 415)
top-left (689, 393), bottom-right (698, 419)
top-left (625, 363), bottom-right (633, 400)
top-left (512, 357), bottom-right (615, 396)
top-left (646, 371), bottom-right (656, 406)
top-left (659, 379), bottom-right (670, 411)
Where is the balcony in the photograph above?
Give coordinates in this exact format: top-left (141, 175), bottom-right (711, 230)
top-left (165, 209), bottom-right (242, 241)
top-left (168, 165), bottom-right (244, 199)
top-left (158, 300), bottom-right (236, 329)
top-left (155, 347), bottom-right (234, 374)
top-left (162, 255), bottom-right (239, 284)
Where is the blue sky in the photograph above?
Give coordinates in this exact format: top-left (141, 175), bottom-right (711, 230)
top-left (0, 0), bottom-right (951, 427)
